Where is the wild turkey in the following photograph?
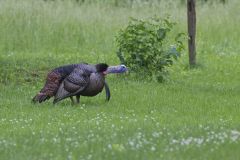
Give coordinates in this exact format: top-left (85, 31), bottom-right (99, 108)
top-left (32, 63), bottom-right (127, 104)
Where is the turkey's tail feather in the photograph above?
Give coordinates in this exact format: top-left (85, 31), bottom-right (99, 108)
top-left (32, 71), bottom-right (62, 104)
top-left (32, 93), bottom-right (50, 103)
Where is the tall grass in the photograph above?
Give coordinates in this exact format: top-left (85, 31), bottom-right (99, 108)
top-left (0, 1), bottom-right (240, 159)
top-left (0, 0), bottom-right (185, 57)
top-left (0, 0), bottom-right (239, 57)
top-left (197, 0), bottom-right (240, 56)
top-left (1, 0), bottom-right (239, 83)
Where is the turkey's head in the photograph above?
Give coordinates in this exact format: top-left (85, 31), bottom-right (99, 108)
top-left (104, 65), bottom-right (127, 75)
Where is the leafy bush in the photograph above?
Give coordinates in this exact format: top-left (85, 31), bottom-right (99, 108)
top-left (116, 17), bottom-right (185, 82)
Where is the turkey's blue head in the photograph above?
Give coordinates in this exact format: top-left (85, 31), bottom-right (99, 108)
top-left (104, 64), bottom-right (127, 74)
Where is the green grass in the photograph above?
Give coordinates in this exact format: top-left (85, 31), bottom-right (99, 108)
top-left (1, 0), bottom-right (240, 159)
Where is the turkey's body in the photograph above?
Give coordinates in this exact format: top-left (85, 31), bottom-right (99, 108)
top-left (53, 64), bottom-right (108, 104)
top-left (80, 73), bottom-right (105, 96)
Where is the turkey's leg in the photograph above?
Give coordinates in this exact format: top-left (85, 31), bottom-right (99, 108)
top-left (70, 96), bottom-right (75, 105)
top-left (76, 95), bottom-right (80, 104)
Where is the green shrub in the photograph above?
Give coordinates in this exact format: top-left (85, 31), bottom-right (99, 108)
top-left (116, 17), bottom-right (185, 82)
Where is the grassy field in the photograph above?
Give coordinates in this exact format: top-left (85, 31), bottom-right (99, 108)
top-left (1, 0), bottom-right (240, 159)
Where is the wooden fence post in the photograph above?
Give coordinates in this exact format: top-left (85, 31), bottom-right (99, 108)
top-left (187, 0), bottom-right (196, 66)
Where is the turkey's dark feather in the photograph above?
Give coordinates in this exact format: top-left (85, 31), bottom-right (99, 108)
top-left (53, 67), bottom-right (91, 103)
top-left (104, 81), bottom-right (111, 101)
top-left (53, 64), bottom-right (108, 104)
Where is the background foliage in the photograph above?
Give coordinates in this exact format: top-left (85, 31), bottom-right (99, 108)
top-left (0, 0), bottom-right (240, 160)
top-left (116, 17), bottom-right (184, 82)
